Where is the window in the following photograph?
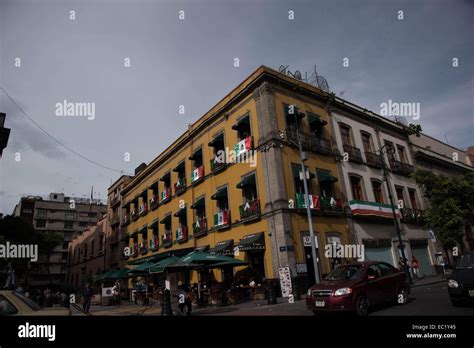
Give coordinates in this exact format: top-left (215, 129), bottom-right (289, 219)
top-left (395, 186), bottom-right (405, 207)
top-left (361, 132), bottom-right (373, 152)
top-left (408, 189), bottom-right (418, 209)
top-left (317, 170), bottom-right (336, 198)
top-left (284, 105), bottom-right (303, 130)
top-left (64, 221), bottom-right (74, 229)
top-left (367, 264), bottom-right (381, 278)
top-left (79, 221), bottom-right (88, 227)
top-left (36, 209), bottom-right (47, 217)
top-left (377, 263), bottom-right (396, 277)
top-left (350, 176), bottom-right (364, 200)
top-left (0, 295), bottom-right (18, 315)
top-left (372, 180), bottom-right (384, 203)
top-left (65, 211), bottom-right (75, 219)
top-left (234, 114), bottom-right (252, 140)
top-left (292, 164), bottom-right (311, 195)
top-left (340, 124), bottom-right (352, 146)
top-left (36, 219), bottom-right (46, 228)
top-left (240, 173), bottom-right (257, 203)
top-left (384, 140), bottom-right (396, 163)
top-left (397, 145), bottom-right (406, 163)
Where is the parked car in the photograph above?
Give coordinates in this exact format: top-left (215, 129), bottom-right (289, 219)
top-left (448, 251), bottom-right (474, 306)
top-left (0, 290), bottom-right (70, 316)
top-left (306, 261), bottom-right (409, 316)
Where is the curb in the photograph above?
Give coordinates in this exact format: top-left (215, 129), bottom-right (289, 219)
top-left (411, 278), bottom-right (447, 288)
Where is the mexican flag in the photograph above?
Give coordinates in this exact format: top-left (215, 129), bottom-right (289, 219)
top-left (191, 166), bottom-right (203, 182)
top-left (234, 136), bottom-right (252, 156)
top-left (349, 200), bottom-right (400, 219)
top-left (214, 210), bottom-right (229, 226)
top-left (296, 193), bottom-right (320, 210)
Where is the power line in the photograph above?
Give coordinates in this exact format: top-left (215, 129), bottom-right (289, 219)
top-left (1, 86), bottom-right (133, 175)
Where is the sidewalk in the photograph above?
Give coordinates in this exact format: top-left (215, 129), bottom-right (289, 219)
top-left (411, 272), bottom-right (449, 288)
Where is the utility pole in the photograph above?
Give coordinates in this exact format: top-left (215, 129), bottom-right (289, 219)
top-left (293, 107), bottom-right (320, 284)
top-left (379, 145), bottom-right (412, 285)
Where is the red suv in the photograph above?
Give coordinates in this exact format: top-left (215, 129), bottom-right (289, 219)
top-left (306, 261), bottom-right (409, 316)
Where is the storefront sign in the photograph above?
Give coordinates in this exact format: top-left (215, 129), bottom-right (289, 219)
top-left (278, 266), bottom-right (293, 298)
top-left (102, 287), bottom-right (113, 297)
top-left (303, 236), bottom-right (318, 248)
top-left (296, 263), bottom-right (307, 274)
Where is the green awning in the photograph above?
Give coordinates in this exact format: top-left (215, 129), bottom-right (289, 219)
top-left (173, 161), bottom-right (185, 172)
top-left (149, 256), bottom-right (181, 274)
top-left (208, 134), bottom-right (224, 147)
top-left (189, 149), bottom-right (202, 161)
top-left (101, 268), bottom-right (131, 280)
top-left (149, 181), bottom-right (158, 190)
top-left (160, 215), bottom-right (171, 224)
top-left (211, 187), bottom-right (228, 200)
top-left (308, 113), bottom-right (327, 127)
top-left (317, 171), bottom-right (338, 183)
top-left (160, 172), bottom-right (170, 182)
top-left (176, 251), bottom-right (231, 264)
top-left (174, 208), bottom-right (186, 217)
top-left (149, 219), bottom-right (159, 229)
top-left (209, 239), bottom-right (234, 256)
top-left (237, 232), bottom-right (265, 251)
top-left (236, 174), bottom-right (256, 189)
top-left (191, 197), bottom-right (205, 209)
top-left (232, 116), bottom-right (250, 131)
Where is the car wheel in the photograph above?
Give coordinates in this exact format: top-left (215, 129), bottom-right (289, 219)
top-left (355, 295), bottom-right (369, 316)
top-left (397, 288), bottom-right (408, 305)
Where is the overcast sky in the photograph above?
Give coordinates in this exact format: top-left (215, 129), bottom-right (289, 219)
top-left (0, 0), bottom-right (473, 215)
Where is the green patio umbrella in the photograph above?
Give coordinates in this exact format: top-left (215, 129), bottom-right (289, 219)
top-left (128, 261), bottom-right (154, 275)
top-left (205, 258), bottom-right (248, 268)
top-left (148, 256), bottom-right (181, 274)
top-left (107, 268), bottom-right (131, 280)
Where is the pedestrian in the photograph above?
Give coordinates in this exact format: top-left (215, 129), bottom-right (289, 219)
top-left (81, 283), bottom-right (93, 314)
top-left (112, 280), bottom-right (121, 307)
top-left (176, 284), bottom-right (192, 316)
top-left (411, 256), bottom-right (420, 280)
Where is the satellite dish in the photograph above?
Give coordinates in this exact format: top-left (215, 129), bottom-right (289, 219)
top-left (395, 116), bottom-right (408, 126)
top-left (294, 70), bottom-right (302, 80)
top-left (316, 75), bottom-right (330, 92)
top-left (279, 65), bottom-right (288, 74)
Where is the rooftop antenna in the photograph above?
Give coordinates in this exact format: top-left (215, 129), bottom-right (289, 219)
top-left (279, 65), bottom-right (289, 74)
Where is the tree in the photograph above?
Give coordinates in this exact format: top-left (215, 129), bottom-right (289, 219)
top-left (0, 215), bottom-right (63, 287)
top-left (412, 170), bottom-right (474, 258)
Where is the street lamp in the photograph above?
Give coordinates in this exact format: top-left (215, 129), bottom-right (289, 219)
top-left (292, 108), bottom-right (321, 285)
top-left (379, 144), bottom-right (412, 285)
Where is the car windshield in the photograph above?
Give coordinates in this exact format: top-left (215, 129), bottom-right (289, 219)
top-left (455, 253), bottom-right (474, 269)
top-left (325, 265), bottom-right (363, 281)
top-left (12, 292), bottom-right (41, 311)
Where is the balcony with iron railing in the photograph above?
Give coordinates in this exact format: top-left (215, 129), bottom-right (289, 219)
top-left (174, 177), bottom-right (187, 196)
top-left (149, 195), bottom-right (159, 210)
top-left (400, 208), bottom-right (424, 225)
top-left (176, 224), bottom-right (188, 243)
top-left (149, 237), bottom-right (159, 252)
top-left (140, 243), bottom-right (148, 255)
top-left (210, 156), bottom-right (227, 173)
top-left (239, 199), bottom-right (261, 222)
top-left (343, 144), bottom-right (364, 164)
top-left (365, 151), bottom-right (384, 169)
top-left (214, 210), bottom-right (231, 229)
top-left (390, 160), bottom-right (414, 176)
top-left (193, 217), bottom-right (207, 238)
top-left (161, 233), bottom-right (173, 248)
top-left (286, 127), bottom-right (332, 155)
top-left (139, 202), bottom-right (148, 216)
top-left (190, 166), bottom-right (205, 185)
top-left (295, 193), bottom-right (344, 215)
top-left (161, 188), bottom-right (171, 203)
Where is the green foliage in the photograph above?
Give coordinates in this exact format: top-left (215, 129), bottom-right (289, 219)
top-left (0, 215), bottom-right (63, 286)
top-left (412, 170), bottom-right (474, 250)
top-left (405, 123), bottom-right (423, 137)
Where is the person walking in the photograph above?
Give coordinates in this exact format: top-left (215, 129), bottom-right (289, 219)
top-left (81, 283), bottom-right (93, 314)
top-left (411, 256), bottom-right (420, 280)
top-left (112, 280), bottom-right (121, 307)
